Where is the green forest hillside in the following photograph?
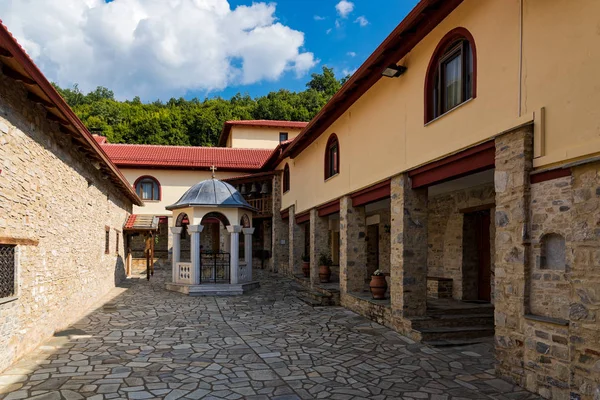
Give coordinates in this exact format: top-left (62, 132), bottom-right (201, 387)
top-left (53, 67), bottom-right (346, 147)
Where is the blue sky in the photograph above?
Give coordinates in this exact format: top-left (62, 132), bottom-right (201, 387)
top-left (216, 0), bottom-right (419, 100)
top-left (1, 0), bottom-right (419, 101)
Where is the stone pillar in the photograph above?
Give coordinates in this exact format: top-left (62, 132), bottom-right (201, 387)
top-left (390, 173), bottom-right (428, 318)
top-left (167, 216), bottom-right (174, 263)
top-left (188, 225), bottom-right (203, 285)
top-left (243, 227), bottom-right (255, 281)
top-left (339, 196), bottom-right (367, 294)
top-left (289, 205), bottom-right (304, 276)
top-left (271, 174), bottom-right (288, 272)
top-left (228, 225), bottom-right (242, 284)
top-left (170, 226), bottom-right (183, 283)
top-left (310, 208), bottom-right (330, 285)
top-left (493, 125), bottom-right (533, 384)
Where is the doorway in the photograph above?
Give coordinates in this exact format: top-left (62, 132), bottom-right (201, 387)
top-left (462, 209), bottom-right (491, 302)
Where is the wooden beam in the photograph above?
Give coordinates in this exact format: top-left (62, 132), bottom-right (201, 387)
top-left (317, 199), bottom-right (340, 217)
top-left (2, 65), bottom-right (36, 85)
top-left (46, 112), bottom-right (70, 126)
top-left (0, 236), bottom-right (39, 246)
top-left (0, 48), bottom-right (13, 58)
top-left (28, 92), bottom-right (56, 109)
top-left (351, 179), bottom-right (391, 207)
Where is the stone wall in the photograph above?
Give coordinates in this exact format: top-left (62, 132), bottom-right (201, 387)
top-left (0, 73), bottom-right (132, 372)
top-left (271, 174), bottom-right (288, 272)
top-left (427, 183), bottom-right (496, 300)
top-left (529, 176), bottom-right (572, 320)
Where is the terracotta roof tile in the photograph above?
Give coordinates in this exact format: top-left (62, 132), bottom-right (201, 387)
top-left (102, 143), bottom-right (273, 170)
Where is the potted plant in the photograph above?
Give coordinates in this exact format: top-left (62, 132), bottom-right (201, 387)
top-left (370, 269), bottom-right (388, 300)
top-left (318, 253), bottom-right (333, 283)
top-left (301, 254), bottom-right (310, 277)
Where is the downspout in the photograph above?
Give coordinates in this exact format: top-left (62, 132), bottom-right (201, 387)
top-left (518, 0), bottom-right (524, 117)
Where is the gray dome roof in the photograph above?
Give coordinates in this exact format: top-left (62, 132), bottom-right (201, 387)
top-left (166, 178), bottom-right (254, 211)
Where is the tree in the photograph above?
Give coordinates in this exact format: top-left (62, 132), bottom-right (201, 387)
top-left (53, 66), bottom-right (347, 146)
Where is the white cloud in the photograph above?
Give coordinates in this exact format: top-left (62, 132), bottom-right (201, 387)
top-left (341, 67), bottom-right (357, 77)
top-left (347, 52), bottom-right (356, 57)
top-left (354, 16), bottom-right (369, 27)
top-left (335, 1), bottom-right (354, 19)
top-left (0, 0), bottom-right (317, 100)
top-left (314, 15), bottom-right (325, 21)
top-left (326, 28), bottom-right (333, 35)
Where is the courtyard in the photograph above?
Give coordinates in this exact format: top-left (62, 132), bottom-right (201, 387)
top-left (0, 270), bottom-right (539, 400)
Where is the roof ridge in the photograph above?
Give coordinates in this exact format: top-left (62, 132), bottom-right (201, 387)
top-left (101, 143), bottom-right (273, 152)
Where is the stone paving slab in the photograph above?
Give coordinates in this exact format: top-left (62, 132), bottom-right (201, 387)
top-left (0, 270), bottom-right (540, 400)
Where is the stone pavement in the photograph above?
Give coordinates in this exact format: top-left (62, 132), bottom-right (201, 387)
top-left (0, 270), bottom-right (539, 400)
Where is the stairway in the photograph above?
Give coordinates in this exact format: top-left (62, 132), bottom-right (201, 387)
top-left (411, 302), bottom-right (495, 345)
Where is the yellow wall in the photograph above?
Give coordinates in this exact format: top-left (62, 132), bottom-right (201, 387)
top-left (230, 126), bottom-right (302, 149)
top-left (281, 0), bottom-right (600, 213)
top-left (121, 168), bottom-right (240, 216)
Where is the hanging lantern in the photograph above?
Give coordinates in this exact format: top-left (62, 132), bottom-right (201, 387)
top-left (260, 181), bottom-right (269, 194)
top-left (250, 183), bottom-right (258, 193)
top-left (240, 184), bottom-right (247, 195)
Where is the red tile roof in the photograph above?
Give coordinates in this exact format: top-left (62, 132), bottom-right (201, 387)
top-left (102, 143), bottom-right (273, 171)
top-left (218, 120), bottom-right (308, 147)
top-left (93, 134), bottom-right (107, 144)
top-left (124, 214), bottom-right (159, 231)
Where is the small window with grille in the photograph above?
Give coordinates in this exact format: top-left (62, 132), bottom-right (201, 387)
top-left (115, 231), bottom-right (120, 256)
top-left (0, 245), bottom-right (16, 300)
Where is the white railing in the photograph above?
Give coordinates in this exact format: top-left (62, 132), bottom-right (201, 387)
top-left (176, 262), bottom-right (193, 284)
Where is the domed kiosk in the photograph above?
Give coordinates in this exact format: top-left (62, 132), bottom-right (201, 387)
top-left (165, 176), bottom-right (259, 295)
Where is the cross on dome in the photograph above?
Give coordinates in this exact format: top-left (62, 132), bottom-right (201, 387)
top-left (210, 165), bottom-right (217, 178)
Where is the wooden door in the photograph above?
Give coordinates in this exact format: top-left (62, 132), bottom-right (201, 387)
top-left (476, 211), bottom-right (492, 301)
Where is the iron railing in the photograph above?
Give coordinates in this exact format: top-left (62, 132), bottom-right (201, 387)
top-left (200, 251), bottom-right (231, 283)
top-left (0, 245), bottom-right (16, 299)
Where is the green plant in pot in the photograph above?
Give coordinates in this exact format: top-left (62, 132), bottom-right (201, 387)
top-left (301, 254), bottom-right (310, 277)
top-left (370, 269), bottom-right (387, 299)
top-left (318, 253), bottom-right (333, 283)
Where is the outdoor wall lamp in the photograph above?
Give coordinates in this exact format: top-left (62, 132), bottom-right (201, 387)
top-left (382, 64), bottom-right (407, 78)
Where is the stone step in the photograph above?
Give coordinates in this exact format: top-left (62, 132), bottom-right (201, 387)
top-left (411, 314), bottom-right (494, 329)
top-left (426, 304), bottom-right (494, 316)
top-left (295, 290), bottom-right (335, 307)
top-left (416, 325), bottom-right (495, 342)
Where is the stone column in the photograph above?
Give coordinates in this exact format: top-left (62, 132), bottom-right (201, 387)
top-left (493, 125), bottom-right (533, 383)
top-left (170, 226), bottom-right (183, 283)
top-left (310, 208), bottom-right (330, 286)
top-left (289, 205), bottom-right (304, 276)
top-left (188, 225), bottom-right (203, 285)
top-left (390, 173), bottom-right (428, 318)
top-left (228, 225), bottom-right (242, 284)
top-left (243, 227), bottom-right (255, 281)
top-left (339, 196), bottom-right (367, 294)
top-left (271, 174), bottom-right (289, 272)
top-left (167, 216), bottom-right (174, 263)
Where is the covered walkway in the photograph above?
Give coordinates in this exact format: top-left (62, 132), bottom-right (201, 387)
top-left (0, 271), bottom-right (538, 400)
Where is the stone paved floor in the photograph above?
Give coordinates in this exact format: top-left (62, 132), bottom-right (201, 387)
top-left (0, 270), bottom-right (540, 400)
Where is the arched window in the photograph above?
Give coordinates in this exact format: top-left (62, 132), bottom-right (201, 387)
top-left (134, 176), bottom-right (161, 201)
top-left (324, 134), bottom-right (340, 180)
top-left (283, 164), bottom-right (290, 193)
top-left (425, 28), bottom-right (477, 123)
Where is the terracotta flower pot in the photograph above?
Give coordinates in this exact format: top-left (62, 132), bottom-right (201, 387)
top-left (370, 275), bottom-right (388, 299)
top-left (319, 265), bottom-right (331, 283)
top-left (302, 261), bottom-right (310, 277)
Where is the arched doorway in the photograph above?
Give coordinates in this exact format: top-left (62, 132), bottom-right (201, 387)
top-left (200, 212), bottom-right (231, 282)
top-left (176, 213), bottom-right (190, 262)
